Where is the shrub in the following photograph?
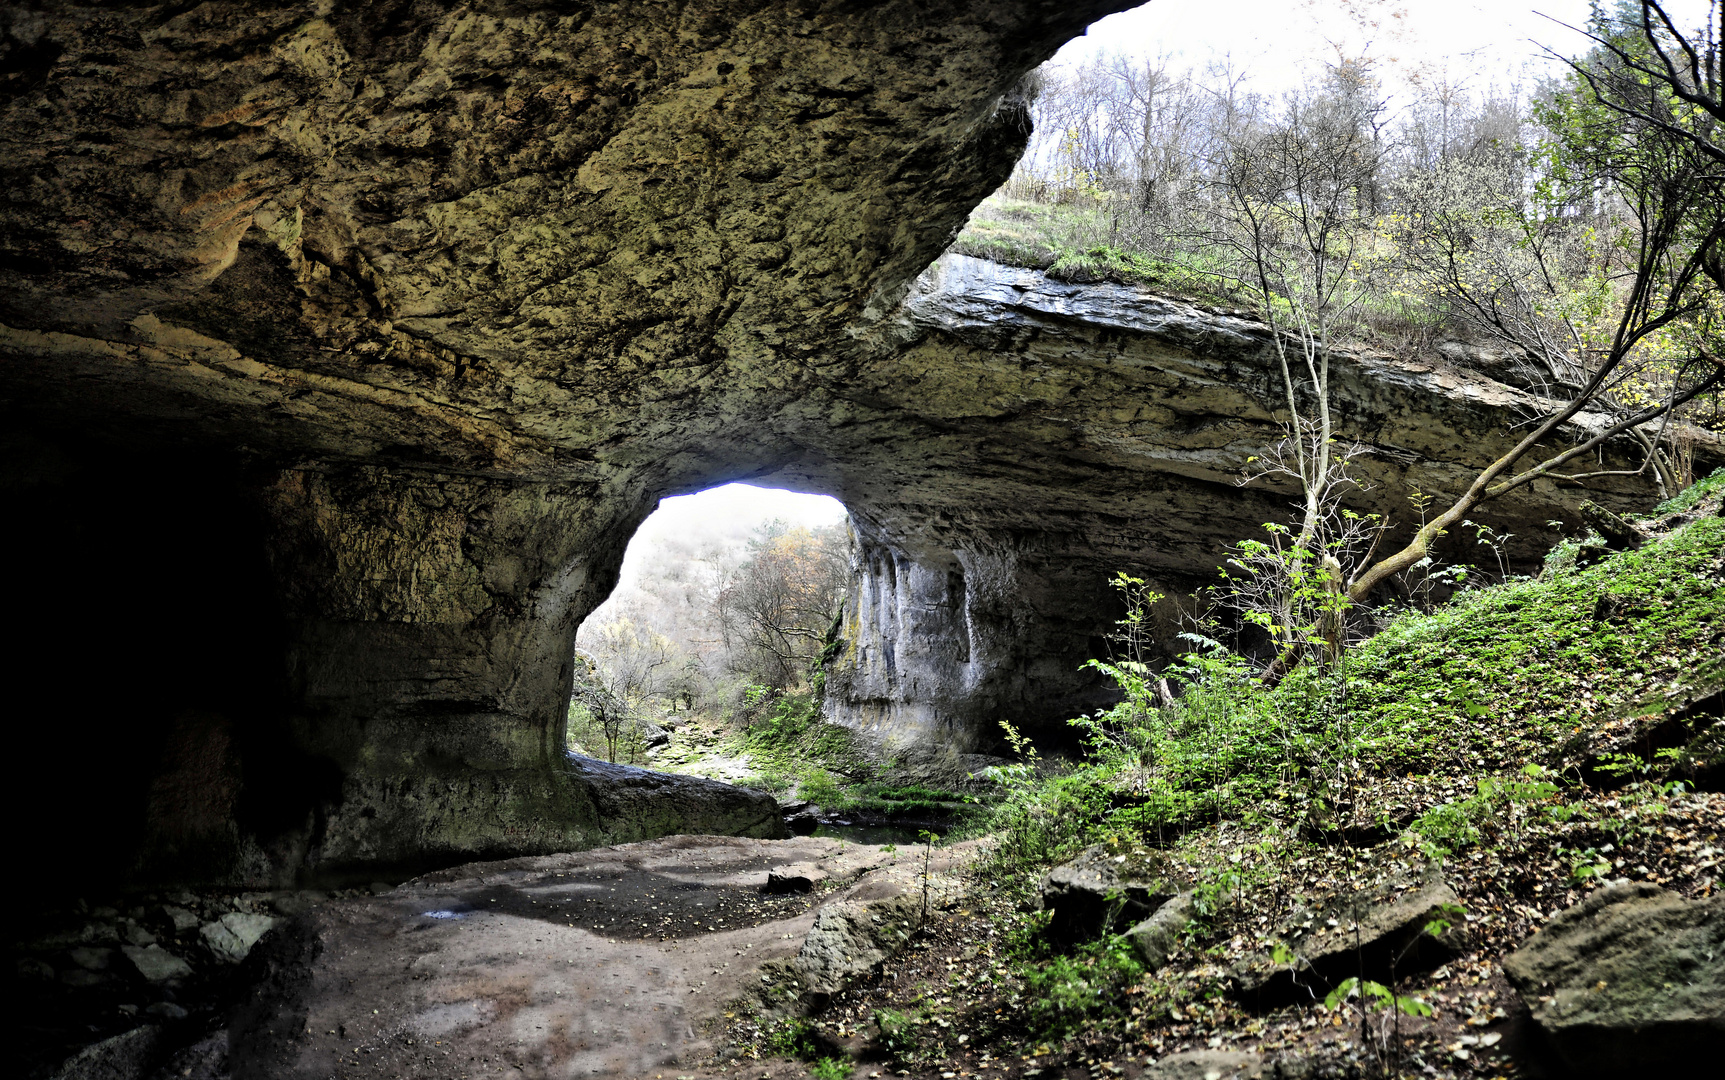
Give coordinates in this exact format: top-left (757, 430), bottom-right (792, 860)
top-left (1017, 934), bottom-right (1146, 1040)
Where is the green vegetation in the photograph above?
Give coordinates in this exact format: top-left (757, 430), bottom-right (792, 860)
top-left (1015, 931), bottom-right (1148, 1040)
top-left (927, 474), bottom-right (1722, 1075)
top-left (1650, 464), bottom-right (1725, 516)
top-left (979, 506), bottom-right (1723, 873)
top-left (953, 196), bottom-right (1241, 302)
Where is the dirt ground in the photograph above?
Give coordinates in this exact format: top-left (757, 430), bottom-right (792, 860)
top-left (211, 834), bottom-right (951, 1080)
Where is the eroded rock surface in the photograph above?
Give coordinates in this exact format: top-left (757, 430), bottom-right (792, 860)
top-left (156, 836), bottom-right (958, 1080)
top-left (1128, 890), bottom-right (1199, 972)
top-left (1040, 844), bottom-right (1185, 944)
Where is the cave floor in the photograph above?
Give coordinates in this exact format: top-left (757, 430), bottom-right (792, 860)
top-left (223, 836), bottom-right (904, 1079)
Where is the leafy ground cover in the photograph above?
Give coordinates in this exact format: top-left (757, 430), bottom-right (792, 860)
top-left (628, 688), bottom-right (990, 829)
top-left (710, 474), bottom-right (1724, 1080)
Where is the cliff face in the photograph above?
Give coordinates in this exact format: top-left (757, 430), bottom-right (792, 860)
top-left (819, 254), bottom-right (1713, 751)
top-left (0, 2), bottom-right (1697, 888)
top-left (0, 0), bottom-right (1133, 888)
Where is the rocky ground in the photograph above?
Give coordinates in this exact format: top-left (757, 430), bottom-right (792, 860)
top-left (21, 491), bottom-right (1723, 1080)
top-left (772, 786), bottom-right (1720, 1080)
top-left (15, 834), bottom-right (975, 1080)
top-left (16, 782), bottom-right (1720, 1080)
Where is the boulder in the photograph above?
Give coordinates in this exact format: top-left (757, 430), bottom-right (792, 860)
top-left (566, 754), bottom-right (790, 843)
top-left (765, 863), bottom-right (829, 894)
top-left (1128, 891), bottom-right (1199, 971)
top-left (1502, 880), bottom-right (1723, 1075)
top-left (160, 906), bottom-right (198, 933)
top-left (121, 944), bottom-right (192, 982)
top-left (48, 1025), bottom-right (160, 1080)
top-left (268, 891), bottom-right (326, 918)
top-left (1233, 873), bottom-right (1462, 1005)
top-left (69, 946), bottom-right (114, 971)
top-left (794, 895), bottom-right (920, 994)
top-left (1039, 845), bottom-right (1184, 944)
top-left (199, 912), bottom-right (279, 964)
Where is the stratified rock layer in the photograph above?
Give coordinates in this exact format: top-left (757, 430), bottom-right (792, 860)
top-left (0, 2), bottom-right (1704, 887)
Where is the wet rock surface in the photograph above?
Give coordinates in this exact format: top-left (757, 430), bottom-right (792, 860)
top-left (1502, 880), bottom-right (1725, 1075)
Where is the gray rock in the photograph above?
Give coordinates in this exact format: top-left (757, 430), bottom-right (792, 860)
top-left (567, 754), bottom-right (790, 844)
top-left (637, 719), bottom-right (672, 750)
top-left (782, 805), bottom-right (824, 836)
top-left (18, 957), bottom-right (56, 980)
top-left (145, 1002), bottom-right (189, 1020)
top-left (269, 891), bottom-right (326, 917)
top-left (61, 969), bottom-right (107, 987)
top-left (1233, 874), bottom-right (1462, 1004)
top-left (1141, 1050), bottom-right (1265, 1079)
top-left (48, 1025), bottom-right (160, 1080)
top-left (1503, 880), bottom-right (1724, 1075)
top-left (156, 1032), bottom-right (227, 1080)
top-left (1128, 891), bottom-right (1198, 970)
top-left (160, 906), bottom-right (198, 933)
top-left (795, 895), bottom-right (920, 994)
top-left (199, 912), bottom-right (279, 963)
top-left (122, 944), bottom-right (193, 982)
top-left (368, 882), bottom-right (395, 896)
top-left (122, 923), bottom-right (156, 947)
top-left (69, 946), bottom-right (114, 971)
top-left (1140, 1049), bottom-right (1312, 1079)
top-left (1040, 845), bottom-right (1184, 944)
top-left (765, 862), bottom-right (829, 894)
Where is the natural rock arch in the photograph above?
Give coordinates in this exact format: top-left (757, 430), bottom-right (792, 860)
top-left (0, 1), bottom-right (1691, 889)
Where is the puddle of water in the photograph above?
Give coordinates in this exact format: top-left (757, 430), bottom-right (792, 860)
top-left (421, 910), bottom-right (467, 920)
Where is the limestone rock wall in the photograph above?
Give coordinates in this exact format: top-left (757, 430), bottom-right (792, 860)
top-left (0, 2), bottom-right (1708, 887)
top-left (817, 254), bottom-right (1720, 747)
top-left (1, 0), bottom-right (1133, 888)
top-left (826, 526), bottom-right (1125, 752)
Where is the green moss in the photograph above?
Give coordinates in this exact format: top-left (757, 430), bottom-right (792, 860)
top-left (1316, 513), bottom-right (1724, 777)
top-left (1649, 465), bottom-right (1725, 517)
top-left (976, 503), bottom-right (1722, 874)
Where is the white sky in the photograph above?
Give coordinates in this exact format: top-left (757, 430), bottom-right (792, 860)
top-left (582, 484), bottom-right (845, 633)
top-left (638, 482), bottom-right (847, 540)
top-left (1052, 0), bottom-right (1714, 98)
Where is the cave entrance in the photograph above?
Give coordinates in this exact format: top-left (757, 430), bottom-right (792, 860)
top-left (568, 483), bottom-right (850, 768)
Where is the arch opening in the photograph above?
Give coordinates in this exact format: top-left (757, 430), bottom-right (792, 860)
top-left (568, 483), bottom-right (851, 768)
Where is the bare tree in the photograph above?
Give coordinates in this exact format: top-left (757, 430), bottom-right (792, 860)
top-left (1347, 1), bottom-right (1725, 602)
top-left (570, 653), bottom-right (633, 763)
top-left (717, 522), bottom-right (850, 688)
top-left (1201, 82), bottom-right (1383, 555)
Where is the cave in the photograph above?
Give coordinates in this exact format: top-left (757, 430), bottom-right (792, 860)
top-left (0, 0), bottom-right (1683, 898)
